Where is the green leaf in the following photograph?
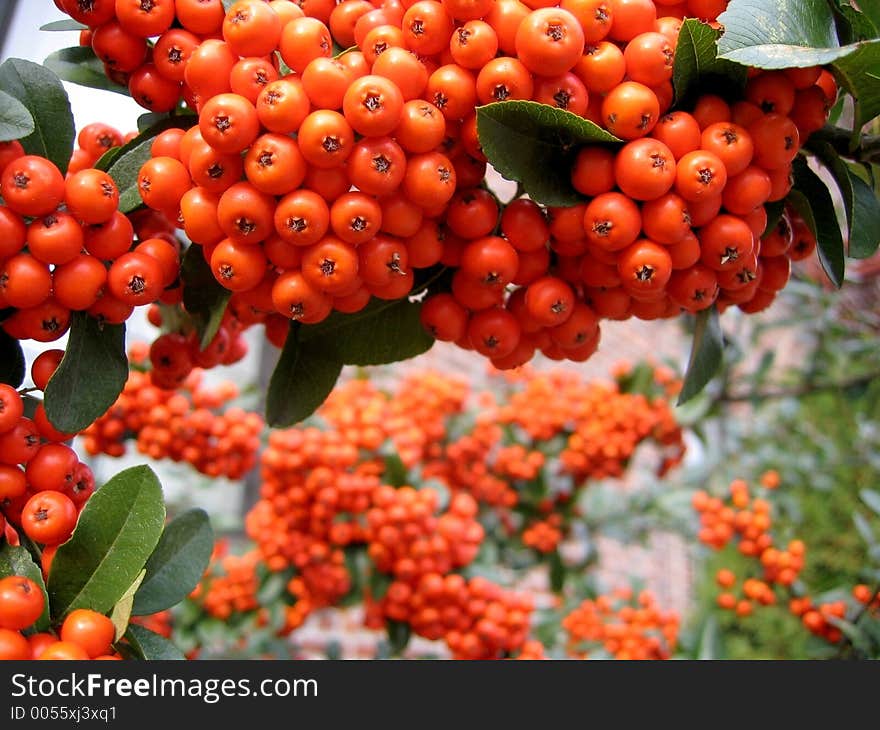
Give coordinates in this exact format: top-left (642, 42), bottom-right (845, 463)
top-left (132, 509), bottom-right (214, 616)
top-left (123, 624), bottom-right (185, 660)
top-left (256, 572), bottom-right (286, 605)
top-left (834, 3), bottom-right (878, 44)
top-left (181, 245), bottom-right (231, 348)
top-left (763, 199), bottom-right (787, 236)
top-left (832, 41), bottom-right (880, 134)
top-left (716, 0), bottom-right (872, 68)
top-left (812, 143), bottom-right (880, 259)
top-left (826, 615), bottom-right (873, 654)
top-left (861, 488), bottom-right (880, 516)
top-left (857, 0), bottom-right (880, 31)
top-left (44, 312), bottom-right (128, 434)
top-left (790, 158), bottom-right (845, 287)
top-left (696, 614), bottom-right (721, 659)
top-left (43, 46), bottom-right (130, 97)
top-left (48, 465), bottom-right (166, 620)
top-left (266, 325), bottom-right (343, 427)
top-left (221, 0), bottom-right (237, 11)
top-left (100, 116), bottom-right (197, 213)
top-left (383, 454), bottom-right (409, 487)
top-left (847, 170), bottom-right (880, 258)
top-left (40, 19), bottom-right (87, 31)
top-left (677, 307), bottom-right (724, 406)
top-left (0, 58), bottom-right (74, 174)
top-left (300, 297), bottom-right (435, 366)
top-left (0, 543), bottom-right (50, 632)
top-left (110, 570), bottom-right (146, 642)
top-left (0, 329), bottom-right (25, 387)
top-left (476, 100), bottom-right (621, 206)
top-left (369, 569), bottom-right (392, 601)
top-left (672, 19), bottom-right (747, 105)
top-left (549, 551), bottom-right (566, 593)
top-left (137, 112), bottom-right (170, 133)
top-left (0, 90), bottom-right (34, 143)
top-left (386, 619), bottom-right (411, 656)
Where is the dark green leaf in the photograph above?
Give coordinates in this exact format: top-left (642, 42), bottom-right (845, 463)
top-left (40, 19), bottom-right (87, 31)
top-left (831, 41), bottom-right (880, 134)
top-left (369, 569), bottom-right (392, 601)
top-left (857, 0), bottom-right (880, 31)
top-left (846, 170), bottom-right (880, 258)
top-left (0, 329), bottom-right (25, 387)
top-left (0, 58), bottom-right (74, 174)
top-left (677, 307), bottom-right (724, 405)
top-left (43, 46), bottom-right (130, 97)
top-left (0, 90), bottom-right (34, 143)
top-left (181, 245), bottom-right (231, 348)
top-left (383, 454), bottom-right (409, 487)
top-left (790, 157), bottom-right (845, 287)
top-left (132, 509), bottom-right (214, 616)
top-left (549, 551), bottom-right (566, 593)
top-left (476, 100), bottom-right (620, 206)
top-left (266, 325), bottom-right (343, 427)
top-left (762, 199), bottom-right (787, 236)
top-left (812, 142), bottom-right (880, 259)
top-left (672, 19), bottom-right (747, 105)
top-left (861, 488), bottom-right (880, 516)
top-left (717, 0), bottom-right (870, 68)
top-left (221, 0), bottom-right (237, 11)
top-left (0, 543), bottom-right (50, 632)
top-left (386, 619), bottom-right (411, 656)
top-left (100, 116), bottom-right (197, 213)
top-left (300, 297), bottom-right (434, 366)
top-left (110, 570), bottom-right (145, 641)
top-left (44, 312), bottom-right (128, 433)
top-left (826, 615), bottom-right (873, 654)
top-left (124, 624), bottom-right (185, 660)
top-left (834, 3), bottom-right (878, 44)
top-left (137, 112), bottom-right (170, 133)
top-left (48, 465), bottom-right (166, 619)
top-left (93, 145), bottom-right (124, 173)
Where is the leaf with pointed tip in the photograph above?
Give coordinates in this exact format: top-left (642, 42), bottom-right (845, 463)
top-left (40, 19), bottom-right (87, 31)
top-left (678, 307), bottom-right (724, 405)
top-left (789, 158), bottom-right (845, 287)
top-left (266, 325), bottom-right (343, 427)
top-left (48, 466), bottom-right (165, 620)
top-left (672, 19), bottom-right (747, 105)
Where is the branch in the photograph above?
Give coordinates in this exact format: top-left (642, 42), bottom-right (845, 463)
top-left (807, 125), bottom-right (880, 164)
top-left (719, 370), bottom-right (880, 403)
